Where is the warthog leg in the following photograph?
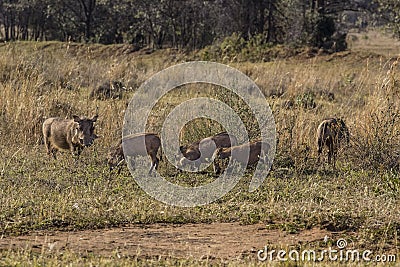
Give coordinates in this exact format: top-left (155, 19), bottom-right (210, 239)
top-left (213, 160), bottom-right (221, 175)
top-left (123, 155), bottom-right (160, 175)
top-left (50, 148), bottom-right (58, 159)
top-left (109, 158), bottom-right (125, 175)
top-left (327, 138), bottom-right (334, 166)
top-left (317, 138), bottom-right (324, 164)
top-left (258, 150), bottom-right (268, 164)
top-left (116, 159), bottom-right (125, 175)
top-left (148, 156), bottom-right (160, 175)
top-left (70, 145), bottom-right (83, 158)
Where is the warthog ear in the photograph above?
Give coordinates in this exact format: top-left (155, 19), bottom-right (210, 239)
top-left (73, 115), bottom-right (81, 122)
top-left (91, 114), bottom-right (98, 122)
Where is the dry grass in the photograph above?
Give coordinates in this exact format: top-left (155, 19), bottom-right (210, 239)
top-left (347, 29), bottom-right (400, 57)
top-left (0, 39), bottom-right (399, 265)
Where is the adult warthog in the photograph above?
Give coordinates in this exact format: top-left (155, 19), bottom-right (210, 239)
top-left (178, 132), bottom-right (238, 170)
top-left (212, 140), bottom-right (270, 174)
top-left (316, 117), bottom-right (350, 167)
top-left (42, 114), bottom-right (98, 159)
top-left (107, 133), bottom-right (161, 174)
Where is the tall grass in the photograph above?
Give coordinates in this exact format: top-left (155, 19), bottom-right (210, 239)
top-left (0, 41), bottom-right (399, 264)
top-left (0, 41), bottom-right (398, 185)
top-left (0, 42), bottom-right (183, 147)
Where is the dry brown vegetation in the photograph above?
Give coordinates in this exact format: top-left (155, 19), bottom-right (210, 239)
top-left (0, 35), bottom-right (399, 265)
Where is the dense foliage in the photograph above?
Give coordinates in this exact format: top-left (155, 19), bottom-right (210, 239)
top-left (374, 0), bottom-right (400, 38)
top-left (0, 0), bottom-right (383, 49)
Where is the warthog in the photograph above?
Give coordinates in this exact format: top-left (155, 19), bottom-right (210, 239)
top-left (42, 114), bottom-right (98, 159)
top-left (107, 133), bottom-right (161, 174)
top-left (212, 140), bottom-right (270, 174)
top-left (178, 132), bottom-right (238, 170)
top-left (316, 117), bottom-right (350, 166)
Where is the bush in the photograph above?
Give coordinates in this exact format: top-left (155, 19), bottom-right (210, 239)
top-left (199, 33), bottom-right (301, 63)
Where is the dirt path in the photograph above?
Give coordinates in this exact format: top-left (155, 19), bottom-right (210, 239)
top-left (0, 223), bottom-right (331, 260)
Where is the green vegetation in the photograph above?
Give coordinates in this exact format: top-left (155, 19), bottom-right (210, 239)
top-left (0, 39), bottom-right (399, 265)
top-left (0, 0), bottom-right (387, 50)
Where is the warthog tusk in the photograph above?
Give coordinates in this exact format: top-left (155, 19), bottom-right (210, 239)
top-left (116, 159), bottom-right (125, 167)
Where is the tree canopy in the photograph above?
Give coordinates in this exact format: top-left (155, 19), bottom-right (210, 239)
top-left (0, 0), bottom-right (393, 50)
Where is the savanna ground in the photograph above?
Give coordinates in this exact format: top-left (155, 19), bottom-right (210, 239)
top-left (0, 29), bottom-right (399, 266)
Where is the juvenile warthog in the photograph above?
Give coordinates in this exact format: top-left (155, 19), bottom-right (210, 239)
top-left (179, 132), bottom-right (238, 170)
top-left (212, 140), bottom-right (270, 174)
top-left (42, 114), bottom-right (98, 159)
top-left (107, 133), bottom-right (161, 174)
top-left (316, 117), bottom-right (350, 166)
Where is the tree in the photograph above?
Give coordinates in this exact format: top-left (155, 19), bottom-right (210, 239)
top-left (374, 0), bottom-right (400, 38)
top-left (80, 0), bottom-right (96, 41)
top-left (0, 0), bottom-right (390, 50)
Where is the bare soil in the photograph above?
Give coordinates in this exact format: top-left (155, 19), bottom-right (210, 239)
top-left (0, 223), bottom-right (332, 260)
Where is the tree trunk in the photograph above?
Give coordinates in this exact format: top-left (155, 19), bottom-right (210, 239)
top-left (266, 1), bottom-right (276, 43)
top-left (80, 0), bottom-right (96, 42)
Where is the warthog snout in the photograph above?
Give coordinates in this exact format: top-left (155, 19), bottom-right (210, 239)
top-left (81, 135), bottom-right (95, 147)
top-left (178, 132), bottom-right (238, 170)
top-left (73, 115), bottom-right (98, 147)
